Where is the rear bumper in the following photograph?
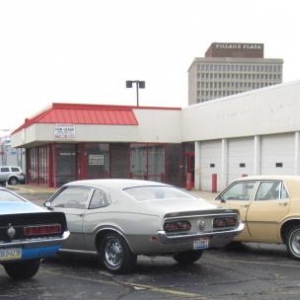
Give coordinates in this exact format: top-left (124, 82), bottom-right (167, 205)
top-left (128, 223), bottom-right (244, 254)
top-left (0, 231), bottom-right (70, 257)
top-left (157, 223), bottom-right (244, 246)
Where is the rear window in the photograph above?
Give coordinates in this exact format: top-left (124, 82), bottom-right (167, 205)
top-left (11, 167), bottom-right (21, 172)
top-left (123, 186), bottom-right (196, 201)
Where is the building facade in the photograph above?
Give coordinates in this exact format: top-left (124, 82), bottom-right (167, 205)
top-left (188, 42), bottom-right (283, 105)
top-left (182, 80), bottom-right (300, 191)
top-left (11, 81), bottom-right (300, 192)
top-left (11, 104), bottom-right (193, 188)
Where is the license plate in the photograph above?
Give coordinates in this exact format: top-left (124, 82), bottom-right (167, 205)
top-left (0, 248), bottom-right (22, 261)
top-left (193, 238), bottom-right (209, 250)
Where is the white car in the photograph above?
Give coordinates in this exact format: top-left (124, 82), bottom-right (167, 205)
top-left (0, 166), bottom-right (26, 186)
top-left (44, 179), bottom-right (244, 274)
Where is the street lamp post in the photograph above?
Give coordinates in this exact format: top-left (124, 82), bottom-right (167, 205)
top-left (126, 80), bottom-right (145, 107)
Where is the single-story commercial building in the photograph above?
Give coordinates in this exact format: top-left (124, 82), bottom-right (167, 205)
top-left (11, 80), bottom-right (300, 191)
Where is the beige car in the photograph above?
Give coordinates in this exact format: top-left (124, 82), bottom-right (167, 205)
top-left (214, 175), bottom-right (300, 260)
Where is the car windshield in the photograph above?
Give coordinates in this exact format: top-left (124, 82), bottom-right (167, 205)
top-left (0, 190), bottom-right (25, 202)
top-left (123, 186), bottom-right (196, 201)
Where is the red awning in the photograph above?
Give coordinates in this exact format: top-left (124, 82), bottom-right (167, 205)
top-left (12, 103), bottom-right (139, 133)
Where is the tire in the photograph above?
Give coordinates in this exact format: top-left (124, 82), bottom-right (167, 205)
top-left (286, 225), bottom-right (300, 260)
top-left (8, 177), bottom-right (18, 185)
top-left (99, 232), bottom-right (137, 274)
top-left (173, 250), bottom-right (203, 264)
top-left (3, 259), bottom-right (41, 280)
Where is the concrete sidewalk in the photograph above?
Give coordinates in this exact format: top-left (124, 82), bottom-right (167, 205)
top-left (8, 184), bottom-right (57, 194)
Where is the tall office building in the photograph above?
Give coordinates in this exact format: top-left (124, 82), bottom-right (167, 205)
top-left (188, 42), bottom-right (283, 105)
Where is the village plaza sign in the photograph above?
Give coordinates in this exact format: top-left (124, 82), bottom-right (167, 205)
top-left (213, 43), bottom-right (263, 50)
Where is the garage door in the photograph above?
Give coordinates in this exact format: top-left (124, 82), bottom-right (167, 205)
top-left (228, 137), bottom-right (254, 184)
top-left (261, 133), bottom-right (294, 175)
top-left (199, 140), bottom-right (222, 191)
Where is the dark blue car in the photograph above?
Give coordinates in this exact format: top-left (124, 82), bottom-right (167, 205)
top-left (0, 187), bottom-right (69, 280)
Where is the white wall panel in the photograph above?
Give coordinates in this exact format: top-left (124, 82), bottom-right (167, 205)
top-left (181, 80), bottom-right (300, 142)
top-left (199, 140), bottom-right (222, 191)
top-left (261, 134), bottom-right (294, 175)
top-left (228, 138), bottom-right (254, 183)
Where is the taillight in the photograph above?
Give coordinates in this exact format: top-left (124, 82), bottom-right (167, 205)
top-left (213, 217), bottom-right (237, 228)
top-left (24, 224), bottom-right (62, 236)
top-left (164, 220), bottom-right (191, 232)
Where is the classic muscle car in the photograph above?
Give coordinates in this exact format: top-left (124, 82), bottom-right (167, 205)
top-left (0, 187), bottom-right (69, 280)
top-left (44, 179), bottom-right (244, 274)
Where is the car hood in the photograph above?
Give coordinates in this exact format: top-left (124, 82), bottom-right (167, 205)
top-left (0, 202), bottom-right (46, 214)
top-left (140, 198), bottom-right (224, 215)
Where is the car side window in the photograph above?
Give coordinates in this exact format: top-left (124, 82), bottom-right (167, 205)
top-left (220, 181), bottom-right (256, 201)
top-left (281, 184), bottom-right (289, 199)
top-left (51, 186), bottom-right (92, 209)
top-left (89, 189), bottom-right (110, 209)
top-left (0, 167), bottom-right (9, 173)
top-left (255, 181), bottom-right (284, 200)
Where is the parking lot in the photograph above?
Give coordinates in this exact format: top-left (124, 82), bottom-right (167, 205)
top-left (1, 186), bottom-right (300, 299)
top-left (1, 241), bottom-right (300, 300)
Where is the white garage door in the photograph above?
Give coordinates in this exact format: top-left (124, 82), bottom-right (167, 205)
top-left (228, 137), bottom-right (254, 184)
top-left (261, 133), bottom-right (294, 175)
top-left (199, 140), bottom-right (222, 191)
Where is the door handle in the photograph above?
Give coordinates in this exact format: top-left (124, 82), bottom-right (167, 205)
top-left (241, 204), bottom-right (249, 208)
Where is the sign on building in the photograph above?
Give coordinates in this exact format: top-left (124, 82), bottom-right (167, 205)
top-left (54, 124), bottom-right (76, 140)
top-left (88, 154), bottom-right (104, 166)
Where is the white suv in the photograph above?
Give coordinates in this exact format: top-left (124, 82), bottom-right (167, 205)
top-left (0, 166), bottom-right (26, 186)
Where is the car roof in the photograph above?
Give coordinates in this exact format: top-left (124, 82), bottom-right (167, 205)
top-left (63, 178), bottom-right (169, 190)
top-left (233, 175), bottom-right (300, 182)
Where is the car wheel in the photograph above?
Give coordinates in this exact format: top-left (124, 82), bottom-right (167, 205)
top-left (3, 259), bottom-right (41, 280)
top-left (286, 225), bottom-right (300, 260)
top-left (173, 250), bottom-right (203, 264)
top-left (8, 177), bottom-right (18, 185)
top-left (99, 232), bottom-right (137, 274)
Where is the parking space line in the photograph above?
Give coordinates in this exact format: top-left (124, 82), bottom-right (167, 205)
top-left (213, 256), bottom-right (300, 268)
top-left (43, 269), bottom-right (211, 299)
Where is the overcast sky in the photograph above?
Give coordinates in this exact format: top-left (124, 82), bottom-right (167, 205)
top-left (0, 0), bottom-right (299, 132)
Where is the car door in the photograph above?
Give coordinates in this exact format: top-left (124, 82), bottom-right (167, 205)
top-left (83, 188), bottom-right (112, 252)
top-left (245, 180), bottom-right (290, 242)
top-left (48, 186), bottom-right (93, 250)
top-left (215, 180), bottom-right (258, 240)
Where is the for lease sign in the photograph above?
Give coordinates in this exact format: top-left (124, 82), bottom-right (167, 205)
top-left (54, 124), bottom-right (76, 140)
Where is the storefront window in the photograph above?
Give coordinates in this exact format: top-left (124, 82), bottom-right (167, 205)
top-left (38, 147), bottom-right (48, 184)
top-left (148, 144), bottom-right (164, 181)
top-left (130, 143), bottom-right (165, 182)
top-left (56, 144), bottom-right (76, 186)
top-left (27, 148), bottom-right (38, 183)
top-left (85, 143), bottom-right (110, 179)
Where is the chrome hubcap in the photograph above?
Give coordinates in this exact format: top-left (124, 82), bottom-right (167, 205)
top-left (291, 230), bottom-right (300, 255)
top-left (105, 238), bottom-right (123, 267)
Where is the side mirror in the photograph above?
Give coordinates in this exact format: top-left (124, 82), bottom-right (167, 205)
top-left (215, 194), bottom-right (226, 203)
top-left (44, 201), bottom-right (53, 210)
